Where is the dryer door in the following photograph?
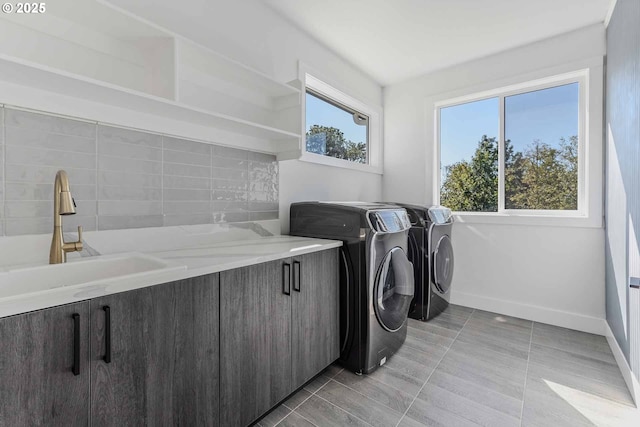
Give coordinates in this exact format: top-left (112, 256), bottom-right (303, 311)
top-left (432, 234), bottom-right (454, 294)
top-left (374, 246), bottom-right (414, 332)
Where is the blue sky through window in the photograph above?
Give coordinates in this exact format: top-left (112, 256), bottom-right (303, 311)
top-left (306, 92), bottom-right (367, 144)
top-left (440, 83), bottom-right (579, 169)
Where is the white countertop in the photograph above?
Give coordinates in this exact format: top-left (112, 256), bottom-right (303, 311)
top-left (0, 221), bottom-right (342, 318)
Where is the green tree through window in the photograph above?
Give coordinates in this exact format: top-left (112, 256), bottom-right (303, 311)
top-left (441, 135), bottom-right (578, 211)
top-left (306, 125), bottom-right (367, 163)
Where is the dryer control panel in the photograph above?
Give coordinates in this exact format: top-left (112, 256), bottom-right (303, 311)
top-left (428, 207), bottom-right (453, 225)
top-left (368, 209), bottom-right (411, 233)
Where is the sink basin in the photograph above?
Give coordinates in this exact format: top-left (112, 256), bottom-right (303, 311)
top-left (0, 253), bottom-right (182, 300)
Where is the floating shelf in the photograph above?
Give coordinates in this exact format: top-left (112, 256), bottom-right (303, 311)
top-left (0, 55), bottom-right (301, 152)
top-left (176, 39), bottom-right (300, 100)
top-left (0, 0), bottom-right (176, 99)
top-left (175, 39), bottom-right (301, 136)
top-left (0, 0), bottom-right (303, 155)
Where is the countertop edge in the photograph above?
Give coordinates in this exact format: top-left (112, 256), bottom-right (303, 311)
top-left (0, 239), bottom-right (343, 319)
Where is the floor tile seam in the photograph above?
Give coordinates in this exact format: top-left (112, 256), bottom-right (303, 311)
top-left (529, 340), bottom-right (618, 365)
top-left (530, 322), bottom-right (615, 353)
top-left (522, 376), bottom-right (636, 409)
top-left (310, 392), bottom-right (377, 427)
top-left (264, 407), bottom-right (293, 427)
top-left (428, 368), bottom-right (528, 405)
top-left (524, 360), bottom-right (634, 405)
top-left (329, 367), bottom-right (345, 379)
top-left (326, 376), bottom-right (411, 415)
top-left (407, 322), bottom-right (460, 338)
top-left (526, 352), bottom-right (626, 383)
top-left (412, 373), bottom-right (525, 424)
top-left (400, 339), bottom-right (452, 357)
top-left (519, 318), bottom-right (534, 427)
top-left (448, 337), bottom-right (531, 364)
top-left (395, 343), bottom-right (453, 363)
top-left (394, 309), bottom-right (476, 427)
top-left (373, 362), bottom-right (432, 387)
top-left (460, 324), bottom-right (534, 341)
top-left (286, 410), bottom-right (320, 427)
top-left (526, 354), bottom-right (622, 378)
top-left (282, 390), bottom-right (315, 412)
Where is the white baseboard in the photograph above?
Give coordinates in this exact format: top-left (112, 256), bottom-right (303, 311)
top-left (605, 324), bottom-right (640, 406)
top-left (450, 290), bottom-right (607, 335)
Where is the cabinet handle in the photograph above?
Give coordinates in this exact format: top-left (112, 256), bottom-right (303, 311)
top-left (103, 306), bottom-right (111, 364)
top-left (282, 263), bottom-right (291, 295)
top-left (72, 313), bottom-right (80, 376)
top-left (293, 261), bottom-right (301, 292)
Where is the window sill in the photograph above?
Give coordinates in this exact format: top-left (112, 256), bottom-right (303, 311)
top-left (452, 212), bottom-right (603, 228)
top-left (298, 151), bottom-right (383, 175)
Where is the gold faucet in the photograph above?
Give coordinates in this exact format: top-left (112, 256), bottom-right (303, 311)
top-left (50, 170), bottom-right (83, 264)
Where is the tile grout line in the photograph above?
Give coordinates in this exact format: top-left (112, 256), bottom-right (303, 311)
top-left (210, 145), bottom-right (214, 224)
top-left (290, 411), bottom-right (320, 427)
top-left (287, 370), bottom-right (377, 427)
top-left (328, 365), bottom-right (417, 414)
top-left (275, 345), bottom-right (346, 425)
top-left (518, 321), bottom-right (535, 427)
top-left (277, 408), bottom-right (320, 427)
top-left (524, 347), bottom-right (629, 394)
top-left (310, 392), bottom-right (376, 427)
top-left (394, 309), bottom-right (476, 427)
top-left (161, 136), bottom-right (165, 226)
top-left (94, 123), bottom-right (98, 231)
top-left (325, 377), bottom-right (407, 418)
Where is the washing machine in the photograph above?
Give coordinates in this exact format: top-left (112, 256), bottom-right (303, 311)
top-left (289, 202), bottom-right (414, 374)
top-left (385, 204), bottom-right (454, 321)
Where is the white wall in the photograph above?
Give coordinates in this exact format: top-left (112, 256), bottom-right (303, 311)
top-left (383, 24), bottom-right (607, 333)
top-left (103, 0), bottom-right (383, 233)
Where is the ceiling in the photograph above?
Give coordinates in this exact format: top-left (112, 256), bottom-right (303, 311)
top-left (264, 0), bottom-right (612, 86)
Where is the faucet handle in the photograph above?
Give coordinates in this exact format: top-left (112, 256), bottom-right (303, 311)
top-left (75, 226), bottom-right (84, 252)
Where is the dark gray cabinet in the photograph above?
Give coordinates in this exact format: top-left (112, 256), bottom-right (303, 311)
top-left (0, 248), bottom-right (338, 427)
top-left (220, 259), bottom-right (292, 427)
top-left (219, 248), bottom-right (339, 426)
top-left (291, 249), bottom-right (340, 388)
top-left (0, 301), bottom-right (90, 427)
top-left (90, 274), bottom-right (219, 426)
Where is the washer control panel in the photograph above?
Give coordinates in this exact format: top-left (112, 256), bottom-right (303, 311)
top-left (368, 209), bottom-right (411, 233)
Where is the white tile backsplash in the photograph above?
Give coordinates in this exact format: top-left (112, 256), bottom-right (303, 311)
top-left (0, 106), bottom-right (279, 236)
top-left (5, 108), bottom-right (95, 138)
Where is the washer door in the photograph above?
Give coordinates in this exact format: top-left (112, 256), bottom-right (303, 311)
top-left (374, 246), bottom-right (414, 332)
top-left (433, 234), bottom-right (454, 294)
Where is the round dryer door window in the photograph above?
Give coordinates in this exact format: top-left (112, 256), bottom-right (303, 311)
top-left (433, 235), bottom-right (454, 294)
top-left (374, 247), bottom-right (415, 332)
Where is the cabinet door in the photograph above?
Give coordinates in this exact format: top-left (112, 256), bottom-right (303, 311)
top-left (291, 249), bottom-right (340, 388)
top-left (0, 301), bottom-right (90, 427)
top-left (90, 275), bottom-right (219, 426)
top-left (220, 259), bottom-right (292, 427)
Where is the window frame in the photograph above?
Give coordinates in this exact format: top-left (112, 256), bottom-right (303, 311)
top-left (300, 71), bottom-right (383, 174)
top-left (434, 70), bottom-right (588, 221)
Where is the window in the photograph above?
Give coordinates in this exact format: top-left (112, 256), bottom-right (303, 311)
top-left (301, 72), bottom-right (382, 173)
top-left (306, 90), bottom-right (368, 164)
top-left (437, 77), bottom-right (582, 215)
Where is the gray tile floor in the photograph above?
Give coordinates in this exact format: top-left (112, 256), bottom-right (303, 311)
top-left (256, 305), bottom-right (640, 427)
